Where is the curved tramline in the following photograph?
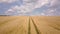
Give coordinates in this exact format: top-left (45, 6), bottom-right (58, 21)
top-left (30, 17), bottom-right (41, 34)
top-left (28, 17), bottom-right (41, 34)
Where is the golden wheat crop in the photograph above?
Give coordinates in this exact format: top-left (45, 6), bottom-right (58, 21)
top-left (0, 16), bottom-right (60, 34)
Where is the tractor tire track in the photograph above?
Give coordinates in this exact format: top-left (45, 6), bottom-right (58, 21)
top-left (28, 17), bottom-right (31, 34)
top-left (30, 17), bottom-right (41, 34)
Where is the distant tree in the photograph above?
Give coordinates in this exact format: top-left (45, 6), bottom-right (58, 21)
top-left (0, 15), bottom-right (10, 16)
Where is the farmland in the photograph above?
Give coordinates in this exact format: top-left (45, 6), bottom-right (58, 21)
top-left (0, 16), bottom-right (60, 34)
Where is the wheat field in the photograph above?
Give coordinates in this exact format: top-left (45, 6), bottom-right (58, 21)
top-left (0, 16), bottom-right (60, 34)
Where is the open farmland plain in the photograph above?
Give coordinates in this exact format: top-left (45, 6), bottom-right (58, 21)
top-left (0, 16), bottom-right (60, 34)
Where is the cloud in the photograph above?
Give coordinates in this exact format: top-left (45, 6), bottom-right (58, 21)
top-left (50, 0), bottom-right (60, 6)
top-left (40, 13), bottom-right (45, 16)
top-left (41, 0), bottom-right (60, 16)
top-left (5, 9), bottom-right (14, 15)
top-left (23, 0), bottom-right (49, 8)
top-left (4, 0), bottom-right (60, 16)
top-left (5, 0), bottom-right (49, 15)
top-left (41, 9), bottom-right (56, 16)
top-left (34, 0), bottom-right (49, 8)
top-left (5, 4), bottom-right (34, 14)
top-left (0, 0), bottom-right (18, 3)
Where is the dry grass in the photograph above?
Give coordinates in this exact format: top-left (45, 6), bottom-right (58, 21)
top-left (0, 16), bottom-right (60, 34)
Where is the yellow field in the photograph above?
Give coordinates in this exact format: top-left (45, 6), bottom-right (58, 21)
top-left (0, 16), bottom-right (60, 34)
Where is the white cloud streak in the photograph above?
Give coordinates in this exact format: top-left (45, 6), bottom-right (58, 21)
top-left (42, 0), bottom-right (60, 16)
top-left (5, 0), bottom-right (49, 15)
top-left (0, 0), bottom-right (18, 3)
top-left (5, 0), bottom-right (60, 16)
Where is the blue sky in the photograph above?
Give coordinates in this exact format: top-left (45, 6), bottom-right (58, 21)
top-left (0, 0), bottom-right (60, 16)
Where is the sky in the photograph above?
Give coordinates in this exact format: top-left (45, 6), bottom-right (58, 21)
top-left (0, 0), bottom-right (60, 16)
